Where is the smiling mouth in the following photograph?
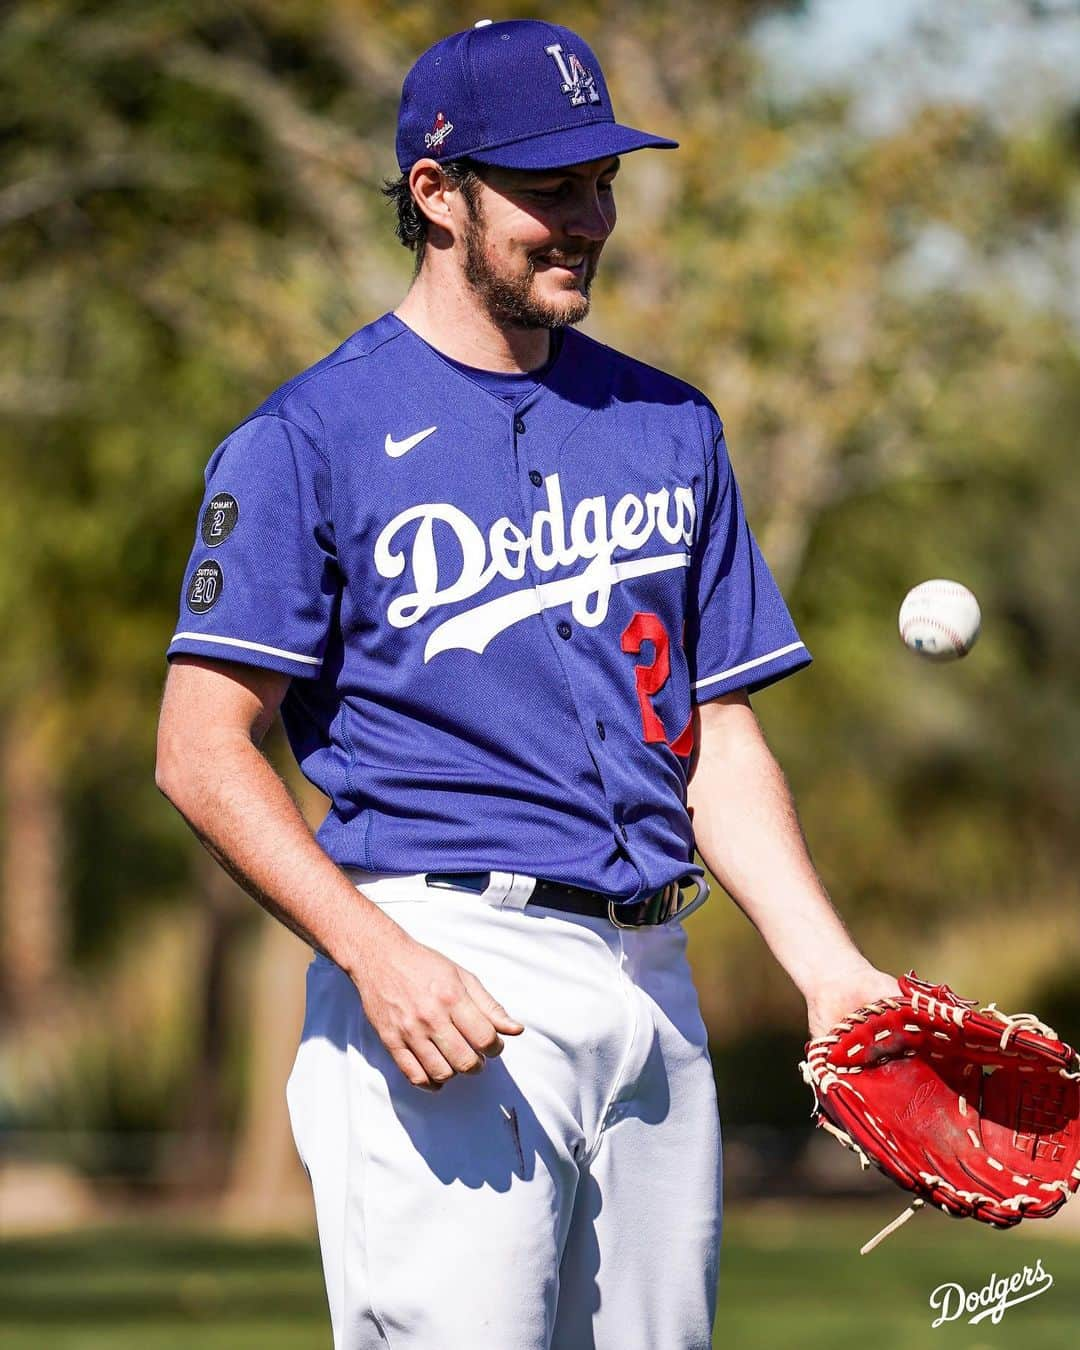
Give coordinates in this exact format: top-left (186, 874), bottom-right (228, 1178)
top-left (535, 252), bottom-right (589, 275)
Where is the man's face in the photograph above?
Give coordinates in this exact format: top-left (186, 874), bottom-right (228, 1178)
top-left (456, 156), bottom-right (619, 330)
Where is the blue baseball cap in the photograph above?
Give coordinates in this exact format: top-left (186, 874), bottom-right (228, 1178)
top-left (395, 19), bottom-right (678, 173)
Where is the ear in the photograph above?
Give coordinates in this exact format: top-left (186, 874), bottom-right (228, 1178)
top-left (409, 159), bottom-right (467, 241)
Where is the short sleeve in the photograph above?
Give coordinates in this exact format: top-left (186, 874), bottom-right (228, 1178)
top-left (687, 418), bottom-right (811, 701)
top-left (166, 414), bottom-right (338, 679)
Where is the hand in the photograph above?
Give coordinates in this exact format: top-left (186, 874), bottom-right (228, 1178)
top-left (349, 920), bottom-right (525, 1091)
top-left (805, 963), bottom-right (903, 1040)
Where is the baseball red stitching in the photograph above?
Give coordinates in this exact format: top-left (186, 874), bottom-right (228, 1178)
top-left (900, 615), bottom-right (967, 654)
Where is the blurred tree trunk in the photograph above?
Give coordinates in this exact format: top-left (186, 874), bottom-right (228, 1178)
top-left (221, 911), bottom-right (312, 1228)
top-left (170, 851), bottom-right (250, 1195)
top-left (220, 754), bottom-right (324, 1228)
top-left (0, 703), bottom-right (66, 1023)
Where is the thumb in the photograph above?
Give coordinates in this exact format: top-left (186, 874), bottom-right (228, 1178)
top-left (492, 1006), bottom-right (525, 1034)
top-left (463, 971), bottom-right (525, 1033)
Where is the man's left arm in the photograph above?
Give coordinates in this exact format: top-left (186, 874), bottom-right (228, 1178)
top-left (686, 690), bottom-right (900, 1036)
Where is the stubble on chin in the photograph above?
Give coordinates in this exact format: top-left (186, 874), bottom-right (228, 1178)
top-left (462, 218), bottom-right (595, 330)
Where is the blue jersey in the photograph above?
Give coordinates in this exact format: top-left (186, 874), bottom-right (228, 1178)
top-left (167, 313), bottom-right (810, 905)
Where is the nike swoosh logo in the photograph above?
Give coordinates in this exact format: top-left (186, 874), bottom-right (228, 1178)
top-left (385, 425), bottom-right (437, 458)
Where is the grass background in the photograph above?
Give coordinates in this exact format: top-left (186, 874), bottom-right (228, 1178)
top-left (1, 1200), bottom-right (1075, 1348)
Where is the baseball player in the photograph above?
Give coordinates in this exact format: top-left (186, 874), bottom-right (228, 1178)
top-left (156, 19), bottom-right (900, 1350)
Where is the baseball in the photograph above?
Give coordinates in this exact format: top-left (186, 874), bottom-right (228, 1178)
top-left (898, 579), bottom-right (981, 660)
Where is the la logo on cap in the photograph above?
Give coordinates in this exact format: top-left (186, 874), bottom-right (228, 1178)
top-left (545, 43), bottom-right (601, 106)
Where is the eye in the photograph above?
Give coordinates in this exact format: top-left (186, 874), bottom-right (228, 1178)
top-left (529, 185), bottom-right (567, 200)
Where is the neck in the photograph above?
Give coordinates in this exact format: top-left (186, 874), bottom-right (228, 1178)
top-left (395, 259), bottom-right (552, 374)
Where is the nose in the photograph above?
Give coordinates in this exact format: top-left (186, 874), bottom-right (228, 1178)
top-left (565, 183), bottom-right (615, 243)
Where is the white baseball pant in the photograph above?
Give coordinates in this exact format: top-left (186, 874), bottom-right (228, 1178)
top-left (285, 869), bottom-right (723, 1349)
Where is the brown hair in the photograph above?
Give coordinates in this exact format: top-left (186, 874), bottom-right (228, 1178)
top-left (381, 160), bottom-right (484, 270)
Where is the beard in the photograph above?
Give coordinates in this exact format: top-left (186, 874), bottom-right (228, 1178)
top-left (461, 207), bottom-right (597, 330)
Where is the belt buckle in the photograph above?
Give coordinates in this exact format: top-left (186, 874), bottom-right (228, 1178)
top-left (607, 874), bottom-right (710, 929)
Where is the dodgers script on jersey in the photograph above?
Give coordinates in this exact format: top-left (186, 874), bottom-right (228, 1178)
top-left (167, 314), bottom-right (810, 905)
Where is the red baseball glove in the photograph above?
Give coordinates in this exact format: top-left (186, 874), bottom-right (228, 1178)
top-left (799, 971), bottom-right (1080, 1252)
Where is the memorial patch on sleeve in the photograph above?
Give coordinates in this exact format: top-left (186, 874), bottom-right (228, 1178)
top-left (200, 492), bottom-right (239, 546)
top-left (187, 559), bottom-right (224, 613)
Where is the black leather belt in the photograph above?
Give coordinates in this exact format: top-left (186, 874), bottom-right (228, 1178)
top-left (424, 871), bottom-right (709, 928)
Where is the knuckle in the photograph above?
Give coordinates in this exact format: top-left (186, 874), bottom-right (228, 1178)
top-left (407, 1008), bottom-right (440, 1036)
top-left (420, 999), bottom-right (449, 1026)
top-left (425, 977), bottom-right (456, 1006)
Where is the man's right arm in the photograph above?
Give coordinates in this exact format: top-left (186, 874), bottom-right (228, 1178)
top-left (155, 655), bottom-right (523, 1089)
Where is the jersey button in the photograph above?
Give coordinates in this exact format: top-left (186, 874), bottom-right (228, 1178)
top-left (556, 620), bottom-right (572, 640)
top-left (596, 719), bottom-right (606, 740)
top-left (514, 416), bottom-right (527, 435)
top-left (529, 469), bottom-right (543, 487)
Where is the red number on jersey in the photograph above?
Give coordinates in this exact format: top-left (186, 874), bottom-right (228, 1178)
top-left (620, 612), bottom-right (694, 758)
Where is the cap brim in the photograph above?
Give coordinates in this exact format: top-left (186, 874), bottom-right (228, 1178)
top-left (464, 121), bottom-right (678, 171)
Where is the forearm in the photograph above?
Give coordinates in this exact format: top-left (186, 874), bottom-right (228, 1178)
top-left (687, 698), bottom-right (871, 1000)
top-left (156, 728), bottom-right (397, 979)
